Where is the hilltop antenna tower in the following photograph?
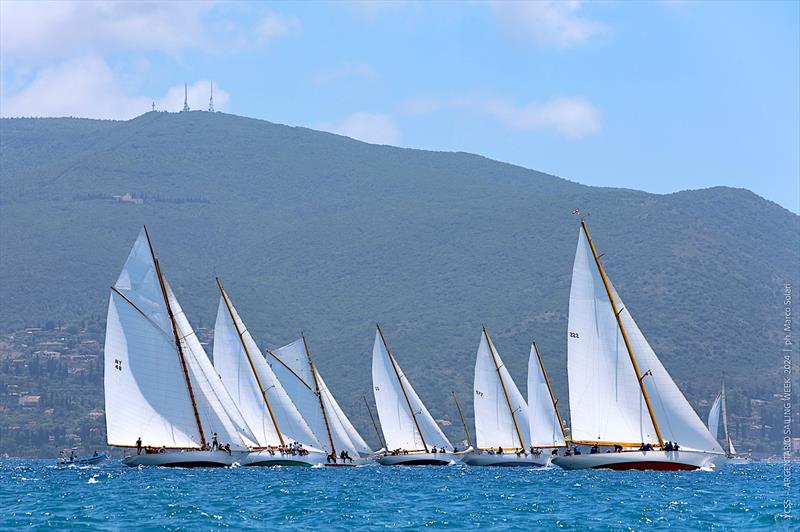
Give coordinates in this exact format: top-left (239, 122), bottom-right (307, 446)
top-left (182, 83), bottom-right (190, 112)
top-left (208, 81), bottom-right (215, 112)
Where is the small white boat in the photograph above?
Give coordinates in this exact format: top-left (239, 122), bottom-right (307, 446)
top-left (462, 327), bottom-right (539, 467)
top-left (552, 222), bottom-right (726, 471)
top-left (104, 228), bottom-right (259, 467)
top-left (707, 376), bottom-right (747, 464)
top-left (372, 324), bottom-right (455, 466)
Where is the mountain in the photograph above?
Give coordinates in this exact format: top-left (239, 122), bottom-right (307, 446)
top-left (1, 111), bottom-right (797, 453)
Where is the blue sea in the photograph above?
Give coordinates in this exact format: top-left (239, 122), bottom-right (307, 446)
top-left (0, 460), bottom-right (795, 530)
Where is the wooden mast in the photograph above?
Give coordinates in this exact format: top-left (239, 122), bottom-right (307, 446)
top-left (376, 323), bottom-right (429, 452)
top-left (580, 220), bottom-right (665, 448)
top-left (452, 391), bottom-right (472, 449)
top-left (364, 395), bottom-right (386, 451)
top-left (483, 325), bottom-right (525, 450)
top-left (302, 333), bottom-right (336, 456)
top-left (215, 277), bottom-right (285, 447)
top-left (532, 340), bottom-right (568, 445)
top-left (143, 226), bottom-right (206, 447)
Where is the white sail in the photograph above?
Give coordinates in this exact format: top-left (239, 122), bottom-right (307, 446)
top-left (707, 393), bottom-right (722, 439)
top-left (610, 281), bottom-right (723, 453)
top-left (104, 291), bottom-right (201, 448)
top-left (720, 382), bottom-right (735, 455)
top-left (567, 227), bottom-right (658, 445)
top-left (268, 338), bottom-right (371, 457)
top-left (212, 293), bottom-right (320, 449)
top-left (372, 329), bottom-right (452, 452)
top-left (527, 344), bottom-right (567, 447)
top-left (473, 330), bottom-right (529, 449)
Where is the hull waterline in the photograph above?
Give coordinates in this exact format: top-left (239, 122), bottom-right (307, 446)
top-left (461, 452), bottom-right (552, 467)
top-left (377, 452), bottom-right (455, 466)
top-left (552, 450), bottom-right (727, 471)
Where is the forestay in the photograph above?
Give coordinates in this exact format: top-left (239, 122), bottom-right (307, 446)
top-left (473, 331), bottom-right (529, 449)
top-left (212, 292), bottom-right (320, 449)
top-left (527, 344), bottom-right (566, 448)
top-left (567, 227), bottom-right (659, 445)
top-left (372, 330), bottom-right (453, 452)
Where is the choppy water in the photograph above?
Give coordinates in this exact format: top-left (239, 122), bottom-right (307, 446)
top-left (0, 460), bottom-right (795, 530)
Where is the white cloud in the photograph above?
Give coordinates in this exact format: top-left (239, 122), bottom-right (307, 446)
top-left (490, 0), bottom-right (607, 47)
top-left (482, 97), bottom-right (601, 138)
top-left (313, 63), bottom-right (378, 85)
top-left (256, 12), bottom-right (302, 43)
top-left (0, 1), bottom-right (215, 62)
top-left (0, 56), bottom-right (229, 119)
top-left (316, 112), bottom-right (399, 145)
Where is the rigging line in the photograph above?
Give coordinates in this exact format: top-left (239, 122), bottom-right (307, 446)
top-left (265, 348), bottom-right (314, 392)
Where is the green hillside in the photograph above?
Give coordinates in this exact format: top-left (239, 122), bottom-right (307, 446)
top-left (0, 111), bottom-right (797, 454)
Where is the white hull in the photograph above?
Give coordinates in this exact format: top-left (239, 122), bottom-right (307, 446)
top-left (377, 452), bottom-right (455, 466)
top-left (462, 451), bottom-right (552, 467)
top-left (552, 450), bottom-right (727, 471)
top-left (244, 450), bottom-right (326, 467)
top-left (122, 450), bottom-right (247, 467)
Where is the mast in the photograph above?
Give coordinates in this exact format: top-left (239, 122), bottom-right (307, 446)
top-left (364, 395), bottom-right (386, 450)
top-left (483, 325), bottom-right (525, 450)
top-left (144, 226), bottom-right (206, 447)
top-left (302, 333), bottom-right (336, 455)
top-left (720, 373), bottom-right (731, 454)
top-left (580, 220), bottom-right (664, 448)
top-left (532, 340), bottom-right (568, 445)
top-left (452, 391), bottom-right (472, 449)
top-left (376, 323), bottom-right (428, 452)
top-left (215, 277), bottom-right (284, 446)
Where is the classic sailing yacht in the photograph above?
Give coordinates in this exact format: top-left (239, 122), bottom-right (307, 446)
top-left (104, 228), bottom-right (257, 467)
top-left (372, 324), bottom-right (455, 465)
top-left (462, 327), bottom-right (537, 466)
top-left (526, 341), bottom-right (568, 461)
top-left (707, 377), bottom-right (743, 461)
top-left (213, 279), bottom-right (325, 466)
top-left (266, 335), bottom-right (373, 465)
top-left (553, 221), bottom-right (726, 471)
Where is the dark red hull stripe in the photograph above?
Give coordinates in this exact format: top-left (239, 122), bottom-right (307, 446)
top-left (594, 461), bottom-right (699, 471)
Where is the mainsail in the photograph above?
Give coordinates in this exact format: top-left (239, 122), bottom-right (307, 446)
top-left (213, 281), bottom-right (320, 449)
top-left (473, 328), bottom-right (529, 450)
top-left (372, 326), bottom-right (453, 452)
top-left (707, 381), bottom-right (735, 455)
top-left (267, 337), bottom-right (372, 457)
top-left (527, 342), bottom-right (567, 448)
top-left (567, 223), bottom-right (722, 453)
top-left (104, 228), bottom-right (256, 450)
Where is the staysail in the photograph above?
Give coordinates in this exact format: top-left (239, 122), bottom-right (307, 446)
top-left (527, 342), bottom-right (567, 448)
top-left (104, 228), bottom-right (256, 450)
top-left (372, 326), bottom-right (453, 452)
top-left (473, 328), bottom-right (529, 450)
top-left (213, 281), bottom-right (320, 449)
top-left (267, 337), bottom-right (371, 457)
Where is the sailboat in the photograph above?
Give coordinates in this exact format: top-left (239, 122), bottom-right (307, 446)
top-left (552, 221), bottom-right (727, 471)
top-left (463, 327), bottom-right (541, 466)
top-left (372, 324), bottom-right (455, 465)
top-left (526, 341), bottom-right (569, 461)
top-left (213, 278), bottom-right (326, 466)
top-left (104, 228), bottom-right (257, 467)
top-left (265, 335), bottom-right (373, 466)
top-left (707, 377), bottom-right (746, 462)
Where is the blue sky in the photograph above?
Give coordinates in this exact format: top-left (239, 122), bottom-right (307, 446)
top-left (1, 1), bottom-right (798, 212)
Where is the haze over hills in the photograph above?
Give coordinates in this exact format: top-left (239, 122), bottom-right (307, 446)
top-left (0, 111), bottom-right (797, 451)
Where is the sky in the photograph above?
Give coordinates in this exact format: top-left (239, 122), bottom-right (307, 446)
top-left (1, 1), bottom-right (798, 212)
